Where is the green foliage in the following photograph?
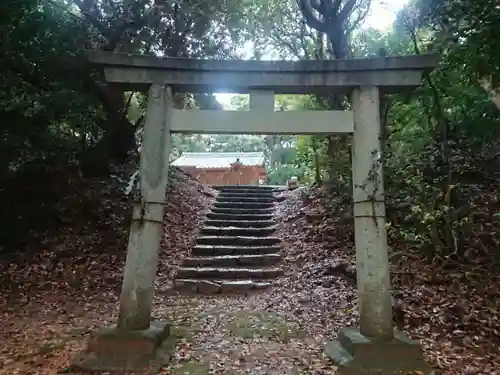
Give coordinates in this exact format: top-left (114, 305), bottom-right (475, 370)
top-left (295, 135), bottom-right (326, 184)
top-left (413, 0), bottom-right (500, 88)
top-left (228, 95), bottom-right (249, 110)
top-left (206, 135), bottom-right (266, 152)
top-left (267, 164), bottom-right (307, 185)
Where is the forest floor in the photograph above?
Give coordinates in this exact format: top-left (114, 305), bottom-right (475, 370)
top-left (0, 168), bottom-right (499, 375)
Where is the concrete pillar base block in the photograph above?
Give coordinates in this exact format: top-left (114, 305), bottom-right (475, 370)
top-left (72, 321), bottom-right (173, 373)
top-left (325, 327), bottom-right (434, 375)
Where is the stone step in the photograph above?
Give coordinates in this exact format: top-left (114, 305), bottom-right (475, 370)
top-left (213, 202), bottom-right (274, 210)
top-left (197, 236), bottom-right (281, 247)
top-left (183, 254), bottom-right (282, 267)
top-left (204, 219), bottom-right (275, 228)
top-left (206, 212), bottom-right (274, 221)
top-left (216, 196), bottom-right (275, 204)
top-left (176, 267), bottom-right (283, 279)
top-left (217, 188), bottom-right (275, 195)
top-left (192, 244), bottom-right (281, 256)
top-left (201, 226), bottom-right (276, 237)
top-left (210, 207), bottom-right (274, 215)
top-left (218, 192), bottom-right (275, 199)
top-left (173, 279), bottom-right (273, 294)
top-left (213, 185), bottom-right (275, 192)
top-left (219, 190), bottom-right (275, 197)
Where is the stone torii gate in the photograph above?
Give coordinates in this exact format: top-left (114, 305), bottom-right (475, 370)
top-left (75, 51), bottom-right (438, 374)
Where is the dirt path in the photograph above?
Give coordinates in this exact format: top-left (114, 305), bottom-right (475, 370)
top-left (157, 292), bottom-right (332, 375)
top-left (0, 276), bottom-right (339, 375)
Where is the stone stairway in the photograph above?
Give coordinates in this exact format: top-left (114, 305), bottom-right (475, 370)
top-left (174, 185), bottom-right (283, 294)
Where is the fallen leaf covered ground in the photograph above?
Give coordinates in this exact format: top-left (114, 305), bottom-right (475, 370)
top-left (0, 166), bottom-right (214, 375)
top-left (274, 187), bottom-right (500, 375)
top-left (1, 171), bottom-right (499, 374)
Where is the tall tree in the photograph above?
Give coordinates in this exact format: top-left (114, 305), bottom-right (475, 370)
top-left (297, 0), bottom-right (371, 58)
top-left (0, 0), bottom-right (248, 176)
top-left (293, 0), bottom-right (373, 186)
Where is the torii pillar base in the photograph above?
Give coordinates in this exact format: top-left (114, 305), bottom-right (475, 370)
top-left (325, 327), bottom-right (434, 375)
top-left (72, 321), bottom-right (173, 373)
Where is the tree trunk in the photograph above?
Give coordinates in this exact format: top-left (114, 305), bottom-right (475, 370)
top-left (314, 149), bottom-right (322, 184)
top-left (481, 78), bottom-right (500, 110)
top-left (81, 77), bottom-right (138, 175)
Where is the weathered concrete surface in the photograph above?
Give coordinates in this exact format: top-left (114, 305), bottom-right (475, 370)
top-left (351, 86), bottom-right (393, 339)
top-left (249, 89), bottom-right (274, 111)
top-left (325, 327), bottom-right (433, 375)
top-left (214, 185), bottom-right (275, 192)
top-left (210, 207), bottom-right (274, 215)
top-left (191, 244), bottom-right (281, 256)
top-left (87, 51), bottom-right (439, 93)
top-left (213, 201), bottom-right (273, 209)
top-left (72, 321), bottom-right (172, 372)
top-left (183, 254), bottom-right (281, 267)
top-left (176, 266), bottom-right (283, 279)
top-left (196, 235), bottom-right (281, 246)
top-left (200, 226), bottom-right (277, 237)
top-left (117, 84), bottom-right (173, 331)
top-left (204, 219), bottom-right (276, 227)
top-left (206, 212), bottom-right (274, 221)
top-left (173, 279), bottom-right (273, 294)
top-left (216, 191), bottom-right (275, 198)
top-left (88, 51), bottom-right (438, 72)
top-left (217, 196), bottom-right (275, 203)
top-left (170, 109), bottom-right (354, 134)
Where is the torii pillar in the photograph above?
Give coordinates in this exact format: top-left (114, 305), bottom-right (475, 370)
top-left (72, 83), bottom-right (174, 372)
top-left (324, 85), bottom-right (434, 374)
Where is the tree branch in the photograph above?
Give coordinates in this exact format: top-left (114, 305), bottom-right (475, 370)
top-left (328, 0), bottom-right (343, 19)
top-left (347, 0), bottom-right (372, 34)
top-left (407, 15), bottom-right (451, 183)
top-left (73, 0), bottom-right (146, 52)
top-left (83, 77), bottom-right (125, 128)
top-left (481, 77), bottom-right (500, 110)
top-left (297, 0), bottom-right (327, 32)
top-left (122, 91), bottom-right (135, 122)
top-left (311, 0), bottom-right (322, 12)
top-left (4, 65), bottom-right (52, 92)
top-left (276, 36), bottom-right (303, 59)
top-left (338, 0), bottom-right (358, 22)
top-left (133, 114), bottom-right (145, 131)
top-left (72, 0), bottom-right (109, 38)
top-left (299, 21), bottom-right (311, 59)
top-left (313, 30), bottom-right (324, 60)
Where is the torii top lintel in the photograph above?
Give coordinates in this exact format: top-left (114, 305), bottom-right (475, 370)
top-left (88, 51), bottom-right (439, 94)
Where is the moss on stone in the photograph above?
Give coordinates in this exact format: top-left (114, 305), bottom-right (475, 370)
top-left (225, 310), bottom-right (303, 341)
top-left (171, 360), bottom-right (210, 375)
top-left (170, 325), bottom-right (193, 340)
